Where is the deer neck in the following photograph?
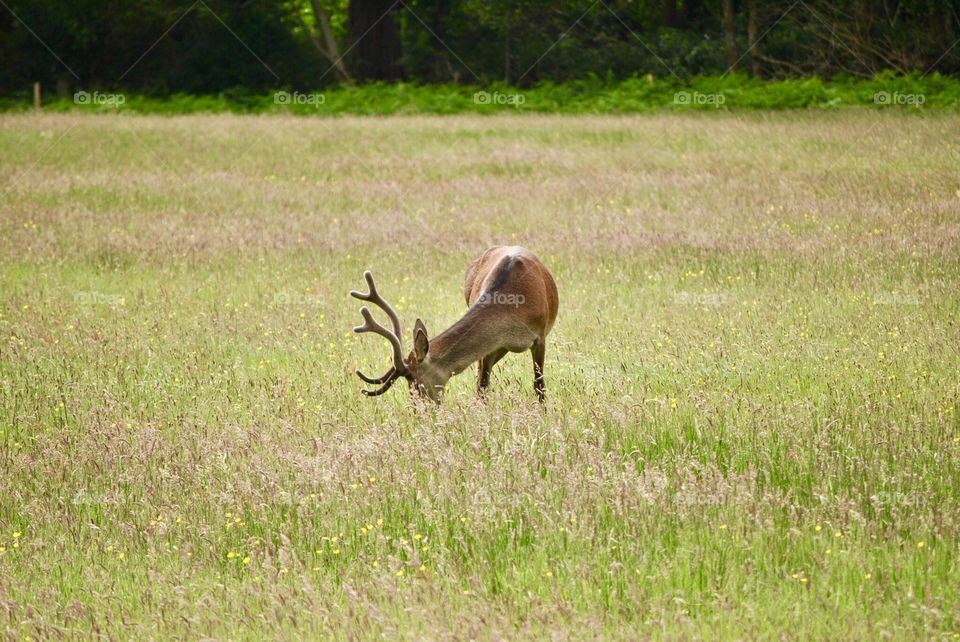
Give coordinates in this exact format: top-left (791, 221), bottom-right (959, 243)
top-left (422, 305), bottom-right (505, 384)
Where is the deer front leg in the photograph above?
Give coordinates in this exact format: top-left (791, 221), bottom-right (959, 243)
top-left (477, 348), bottom-right (507, 397)
top-left (532, 338), bottom-right (546, 403)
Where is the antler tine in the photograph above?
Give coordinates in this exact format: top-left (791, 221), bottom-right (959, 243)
top-left (360, 372), bottom-right (400, 396)
top-left (353, 307), bottom-right (407, 374)
top-left (349, 271), bottom-right (403, 339)
top-left (356, 366), bottom-right (396, 384)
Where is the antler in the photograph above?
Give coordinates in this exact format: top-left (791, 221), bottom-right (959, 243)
top-left (356, 366), bottom-right (396, 384)
top-left (354, 307), bottom-right (406, 373)
top-left (350, 271), bottom-right (407, 394)
top-left (358, 373), bottom-right (400, 396)
top-left (350, 271), bottom-right (402, 338)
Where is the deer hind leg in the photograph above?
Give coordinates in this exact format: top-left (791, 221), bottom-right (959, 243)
top-left (477, 348), bottom-right (508, 397)
top-left (532, 338), bottom-right (546, 403)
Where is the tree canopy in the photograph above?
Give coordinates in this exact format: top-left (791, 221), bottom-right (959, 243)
top-left (2, 0), bottom-right (957, 96)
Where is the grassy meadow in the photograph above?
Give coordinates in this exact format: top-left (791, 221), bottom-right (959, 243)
top-left (1, 110), bottom-right (959, 640)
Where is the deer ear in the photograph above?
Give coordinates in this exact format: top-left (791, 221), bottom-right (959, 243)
top-left (413, 318), bottom-right (429, 362)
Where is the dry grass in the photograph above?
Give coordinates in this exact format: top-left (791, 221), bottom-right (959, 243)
top-left (1, 111), bottom-right (959, 640)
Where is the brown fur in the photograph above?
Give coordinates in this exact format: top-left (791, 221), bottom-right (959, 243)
top-left (463, 246), bottom-right (559, 334)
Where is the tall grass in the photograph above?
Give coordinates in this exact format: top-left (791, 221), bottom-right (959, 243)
top-left (0, 111), bottom-right (958, 639)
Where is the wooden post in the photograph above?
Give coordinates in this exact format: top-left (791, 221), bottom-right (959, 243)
top-left (33, 82), bottom-right (41, 109)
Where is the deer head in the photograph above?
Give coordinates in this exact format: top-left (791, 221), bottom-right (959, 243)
top-left (349, 271), bottom-right (443, 401)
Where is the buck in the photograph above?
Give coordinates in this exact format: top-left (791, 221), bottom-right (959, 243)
top-left (350, 246), bottom-right (559, 402)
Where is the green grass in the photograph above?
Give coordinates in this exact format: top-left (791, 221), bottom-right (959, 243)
top-left (0, 110), bottom-right (959, 639)
top-left (3, 72), bottom-right (960, 115)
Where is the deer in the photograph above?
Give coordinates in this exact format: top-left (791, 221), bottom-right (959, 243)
top-left (350, 246), bottom-right (559, 403)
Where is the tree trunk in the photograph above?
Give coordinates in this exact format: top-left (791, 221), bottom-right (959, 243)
top-left (747, 0), bottom-right (761, 76)
top-left (504, 26), bottom-right (511, 84)
top-left (348, 0), bottom-right (403, 81)
top-left (304, 0), bottom-right (352, 83)
top-left (723, 0), bottom-right (738, 70)
top-left (503, 1), bottom-right (514, 83)
top-left (683, 0), bottom-right (704, 26)
top-left (430, 0), bottom-right (451, 82)
top-left (662, 0), bottom-right (678, 28)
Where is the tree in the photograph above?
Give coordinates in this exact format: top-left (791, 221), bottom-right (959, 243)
top-left (347, 0), bottom-right (403, 80)
top-left (747, 0), bottom-right (760, 76)
top-left (722, 0), bottom-right (737, 70)
top-left (297, 0), bottom-right (352, 83)
top-left (662, 0), bottom-right (679, 28)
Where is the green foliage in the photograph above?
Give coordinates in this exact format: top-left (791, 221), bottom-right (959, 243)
top-left (5, 73), bottom-right (959, 115)
top-left (3, 1), bottom-right (958, 94)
